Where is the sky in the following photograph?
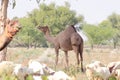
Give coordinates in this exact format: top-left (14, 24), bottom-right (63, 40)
top-left (7, 0), bottom-right (120, 24)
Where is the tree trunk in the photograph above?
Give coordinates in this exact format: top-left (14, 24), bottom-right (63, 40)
top-left (1, 0), bottom-right (8, 20)
top-left (113, 41), bottom-right (117, 49)
top-left (0, 48), bottom-right (7, 61)
top-left (0, 0), bottom-right (9, 62)
top-left (91, 44), bottom-right (93, 50)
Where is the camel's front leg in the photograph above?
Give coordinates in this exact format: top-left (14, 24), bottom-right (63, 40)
top-left (64, 51), bottom-right (69, 67)
top-left (55, 48), bottom-right (59, 66)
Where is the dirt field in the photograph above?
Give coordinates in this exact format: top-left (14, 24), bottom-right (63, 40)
top-left (6, 47), bottom-right (120, 80)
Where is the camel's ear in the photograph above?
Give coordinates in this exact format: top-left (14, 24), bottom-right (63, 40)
top-left (10, 20), bottom-right (18, 26)
top-left (5, 19), bottom-right (10, 25)
top-left (13, 20), bottom-right (18, 24)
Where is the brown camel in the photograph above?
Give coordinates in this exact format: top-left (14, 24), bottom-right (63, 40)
top-left (0, 19), bottom-right (21, 51)
top-left (37, 25), bottom-right (84, 72)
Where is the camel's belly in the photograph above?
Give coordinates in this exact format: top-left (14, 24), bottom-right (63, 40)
top-left (58, 35), bottom-right (72, 51)
top-left (60, 44), bottom-right (73, 51)
top-left (61, 48), bottom-right (72, 51)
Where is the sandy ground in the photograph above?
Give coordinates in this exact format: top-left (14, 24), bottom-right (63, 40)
top-left (6, 47), bottom-right (120, 80)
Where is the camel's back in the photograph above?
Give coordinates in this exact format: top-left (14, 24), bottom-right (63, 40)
top-left (58, 25), bottom-right (76, 38)
top-left (64, 25), bottom-right (76, 35)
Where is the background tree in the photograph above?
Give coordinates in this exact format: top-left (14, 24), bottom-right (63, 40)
top-left (98, 20), bottom-right (116, 46)
top-left (108, 13), bottom-right (120, 48)
top-left (83, 20), bottom-right (115, 49)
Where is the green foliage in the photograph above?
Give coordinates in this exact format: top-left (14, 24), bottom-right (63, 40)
top-left (32, 2), bottom-right (84, 34)
top-left (41, 76), bottom-right (48, 80)
top-left (1, 74), bottom-right (17, 80)
top-left (98, 20), bottom-right (116, 43)
top-left (64, 65), bottom-right (79, 76)
top-left (108, 13), bottom-right (120, 48)
top-left (83, 20), bottom-right (116, 48)
top-left (26, 75), bottom-right (33, 80)
top-left (108, 13), bottom-right (120, 29)
top-left (109, 76), bottom-right (116, 80)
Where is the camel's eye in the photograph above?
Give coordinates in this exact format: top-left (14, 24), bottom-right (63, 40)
top-left (10, 23), bottom-right (14, 27)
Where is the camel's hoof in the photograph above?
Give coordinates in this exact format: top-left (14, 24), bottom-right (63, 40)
top-left (81, 68), bottom-right (85, 73)
top-left (77, 67), bottom-right (85, 73)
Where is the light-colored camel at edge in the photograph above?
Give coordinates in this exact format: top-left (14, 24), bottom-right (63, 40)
top-left (0, 18), bottom-right (21, 51)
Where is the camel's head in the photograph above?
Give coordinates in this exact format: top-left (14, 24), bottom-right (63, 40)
top-left (37, 25), bottom-right (50, 34)
top-left (5, 19), bottom-right (22, 38)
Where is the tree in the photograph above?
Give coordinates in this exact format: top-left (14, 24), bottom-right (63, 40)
top-left (83, 21), bottom-right (115, 49)
top-left (83, 24), bottom-right (98, 49)
top-left (0, 0), bottom-right (9, 61)
top-left (98, 20), bottom-right (116, 46)
top-left (108, 13), bottom-right (120, 48)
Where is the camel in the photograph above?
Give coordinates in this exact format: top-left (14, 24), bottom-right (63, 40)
top-left (0, 19), bottom-right (21, 51)
top-left (37, 25), bottom-right (84, 72)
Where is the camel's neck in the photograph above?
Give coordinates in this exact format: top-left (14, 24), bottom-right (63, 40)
top-left (44, 31), bottom-right (55, 44)
top-left (0, 30), bottom-right (12, 51)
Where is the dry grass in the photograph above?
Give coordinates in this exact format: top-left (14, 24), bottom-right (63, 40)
top-left (5, 47), bottom-right (120, 80)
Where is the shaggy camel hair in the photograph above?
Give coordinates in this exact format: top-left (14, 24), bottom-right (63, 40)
top-left (37, 25), bottom-right (84, 72)
top-left (0, 19), bottom-right (21, 51)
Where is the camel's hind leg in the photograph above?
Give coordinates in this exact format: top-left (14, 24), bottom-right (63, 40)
top-left (64, 51), bottom-right (69, 67)
top-left (80, 52), bottom-right (83, 72)
top-left (72, 45), bottom-right (81, 69)
top-left (79, 42), bottom-right (84, 72)
top-left (55, 48), bottom-right (59, 67)
top-left (72, 45), bottom-right (84, 72)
